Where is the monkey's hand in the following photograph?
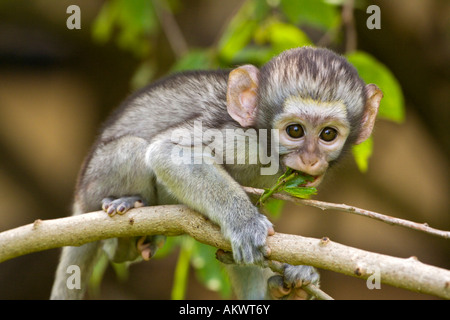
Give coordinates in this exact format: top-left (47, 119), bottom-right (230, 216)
top-left (268, 264), bottom-right (320, 300)
top-left (223, 209), bottom-right (274, 265)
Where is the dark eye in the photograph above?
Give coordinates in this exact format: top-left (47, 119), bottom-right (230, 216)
top-left (286, 124), bottom-right (304, 138)
top-left (320, 127), bottom-right (338, 142)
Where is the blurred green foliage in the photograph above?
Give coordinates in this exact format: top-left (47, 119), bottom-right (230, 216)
top-left (90, 0), bottom-right (405, 299)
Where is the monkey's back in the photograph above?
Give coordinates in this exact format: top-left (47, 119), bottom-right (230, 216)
top-left (100, 70), bottom-right (232, 143)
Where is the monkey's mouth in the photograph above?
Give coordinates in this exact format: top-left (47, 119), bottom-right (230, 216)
top-left (291, 171), bottom-right (323, 188)
top-left (306, 175), bottom-right (323, 187)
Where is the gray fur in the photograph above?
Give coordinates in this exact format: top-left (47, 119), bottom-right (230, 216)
top-left (51, 69), bottom-right (278, 299)
top-left (51, 47), bottom-right (369, 299)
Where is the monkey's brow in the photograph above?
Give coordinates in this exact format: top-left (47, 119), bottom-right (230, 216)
top-left (280, 98), bottom-right (348, 122)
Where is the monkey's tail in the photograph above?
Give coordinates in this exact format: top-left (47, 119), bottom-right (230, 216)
top-left (50, 203), bottom-right (103, 300)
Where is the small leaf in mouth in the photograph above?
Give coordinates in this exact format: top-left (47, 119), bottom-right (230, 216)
top-left (283, 186), bottom-right (317, 198)
top-left (257, 168), bottom-right (317, 206)
top-left (284, 171), bottom-right (316, 188)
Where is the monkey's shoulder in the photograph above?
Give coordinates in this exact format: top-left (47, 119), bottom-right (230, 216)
top-left (99, 69), bottom-right (233, 142)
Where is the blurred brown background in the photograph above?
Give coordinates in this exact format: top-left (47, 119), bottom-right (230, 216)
top-left (0, 0), bottom-right (448, 299)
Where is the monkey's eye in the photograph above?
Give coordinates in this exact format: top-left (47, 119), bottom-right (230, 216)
top-left (320, 127), bottom-right (338, 142)
top-left (286, 124), bottom-right (304, 139)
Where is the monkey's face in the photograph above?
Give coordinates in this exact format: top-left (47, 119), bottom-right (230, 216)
top-left (274, 97), bottom-right (351, 187)
top-left (226, 48), bottom-right (382, 186)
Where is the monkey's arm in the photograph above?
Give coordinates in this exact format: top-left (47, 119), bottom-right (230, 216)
top-left (146, 136), bottom-right (273, 264)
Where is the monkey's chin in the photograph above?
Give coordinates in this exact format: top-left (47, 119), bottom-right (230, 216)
top-left (304, 174), bottom-right (324, 188)
top-left (291, 171), bottom-right (324, 188)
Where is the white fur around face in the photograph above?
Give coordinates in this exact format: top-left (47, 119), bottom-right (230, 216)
top-left (273, 96), bottom-right (351, 163)
top-left (280, 96), bottom-right (349, 126)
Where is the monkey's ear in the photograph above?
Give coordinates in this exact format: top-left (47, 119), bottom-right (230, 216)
top-left (227, 65), bottom-right (260, 127)
top-left (355, 84), bottom-right (383, 144)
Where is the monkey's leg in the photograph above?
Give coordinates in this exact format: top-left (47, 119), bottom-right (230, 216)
top-left (222, 251), bottom-right (319, 300)
top-left (226, 265), bottom-right (274, 299)
top-left (52, 136), bottom-right (161, 299)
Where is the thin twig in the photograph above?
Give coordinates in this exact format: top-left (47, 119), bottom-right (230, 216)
top-left (243, 186), bottom-right (450, 239)
top-left (257, 168), bottom-right (296, 205)
top-left (342, 0), bottom-right (357, 53)
top-left (153, 0), bottom-right (188, 59)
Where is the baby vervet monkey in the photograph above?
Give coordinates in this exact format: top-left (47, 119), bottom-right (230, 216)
top-left (51, 47), bottom-right (382, 300)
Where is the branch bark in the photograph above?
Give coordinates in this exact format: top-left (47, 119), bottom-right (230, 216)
top-left (0, 205), bottom-right (449, 299)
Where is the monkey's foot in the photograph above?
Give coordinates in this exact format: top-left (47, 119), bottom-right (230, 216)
top-left (136, 235), bottom-right (166, 261)
top-left (268, 264), bottom-right (320, 300)
top-left (102, 196), bottom-right (146, 216)
top-left (106, 235), bottom-right (166, 262)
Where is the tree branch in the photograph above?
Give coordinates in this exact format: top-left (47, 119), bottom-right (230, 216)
top-left (0, 205), bottom-right (449, 299)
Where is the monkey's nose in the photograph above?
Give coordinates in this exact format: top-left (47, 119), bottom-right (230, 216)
top-left (298, 155), bottom-right (326, 177)
top-left (300, 155), bottom-right (318, 168)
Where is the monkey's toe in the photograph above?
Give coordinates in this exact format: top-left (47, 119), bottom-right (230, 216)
top-left (268, 264), bottom-right (320, 300)
top-left (268, 275), bottom-right (292, 299)
top-left (136, 235), bottom-right (166, 261)
top-left (284, 264), bottom-right (320, 287)
top-left (101, 196), bottom-right (146, 216)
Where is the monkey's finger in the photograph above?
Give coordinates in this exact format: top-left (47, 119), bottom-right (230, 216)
top-left (117, 203), bottom-right (131, 215)
top-left (107, 206), bottom-right (117, 216)
top-left (140, 247), bottom-right (152, 261)
top-left (268, 275), bottom-right (291, 299)
top-left (101, 197), bottom-right (115, 211)
top-left (267, 227), bottom-right (275, 236)
top-left (215, 250), bottom-right (235, 264)
top-left (262, 245), bottom-right (271, 257)
top-left (136, 237), bottom-right (152, 261)
top-left (136, 235), bottom-right (166, 261)
top-left (133, 199), bottom-right (145, 208)
top-left (292, 287), bottom-right (309, 300)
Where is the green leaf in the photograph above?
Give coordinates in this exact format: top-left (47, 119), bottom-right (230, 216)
top-left (284, 172), bottom-right (314, 188)
top-left (111, 262), bottom-right (130, 282)
top-left (91, 0), bottom-right (158, 57)
top-left (171, 236), bottom-right (194, 300)
top-left (171, 49), bottom-right (215, 72)
top-left (227, 46), bottom-right (274, 66)
top-left (283, 186), bottom-right (317, 199)
top-left (280, 0), bottom-right (341, 30)
top-left (352, 136), bottom-right (373, 173)
top-left (346, 51), bottom-right (405, 123)
top-left (88, 252), bottom-right (109, 298)
top-left (130, 61), bottom-right (157, 90)
top-left (259, 21), bottom-right (312, 54)
top-left (91, 1), bottom-right (116, 43)
top-left (217, 0), bottom-right (270, 62)
top-left (262, 198), bottom-right (285, 219)
top-left (218, 19), bottom-right (259, 62)
top-left (191, 242), bottom-right (232, 298)
top-left (153, 236), bottom-right (179, 259)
